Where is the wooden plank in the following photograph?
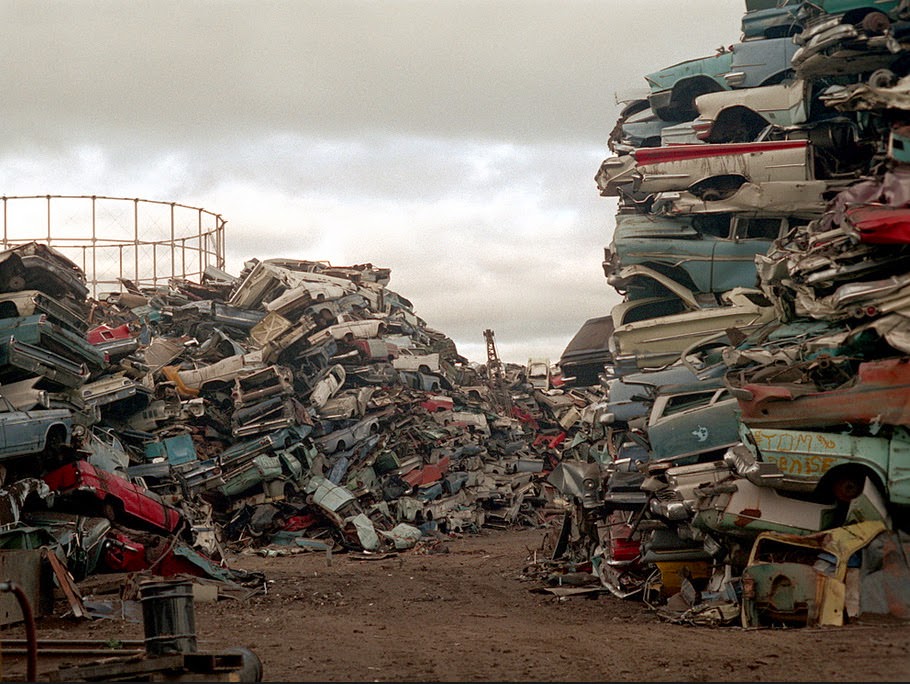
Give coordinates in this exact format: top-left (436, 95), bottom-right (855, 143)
top-left (43, 549), bottom-right (86, 619)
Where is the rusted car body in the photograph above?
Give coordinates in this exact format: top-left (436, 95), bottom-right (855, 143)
top-left (232, 364), bottom-right (295, 408)
top-left (0, 395), bottom-right (73, 468)
top-left (728, 423), bottom-right (910, 505)
top-left (741, 0), bottom-right (803, 40)
top-left (847, 205), bottom-right (910, 244)
top-left (691, 475), bottom-right (849, 539)
top-left (692, 79), bottom-right (811, 143)
top-left (792, 2), bottom-right (905, 78)
top-left (228, 259), bottom-right (355, 309)
top-left (558, 315), bottom-right (615, 386)
top-left (315, 414), bottom-right (380, 454)
top-left (307, 318), bottom-right (385, 346)
top-left (596, 139), bottom-right (815, 200)
top-left (652, 181), bottom-right (829, 217)
top-left (0, 241), bottom-right (89, 302)
top-left (605, 213), bottom-right (806, 295)
top-left (43, 460), bottom-right (184, 534)
top-left (609, 269), bottom-right (777, 373)
top-left (162, 351), bottom-right (266, 398)
top-left (0, 289), bottom-right (88, 333)
top-left (645, 383), bottom-right (741, 466)
top-left (741, 521), bottom-right (888, 628)
top-left (644, 37), bottom-right (798, 123)
top-left (308, 364), bottom-right (347, 409)
top-left (729, 356), bottom-right (910, 429)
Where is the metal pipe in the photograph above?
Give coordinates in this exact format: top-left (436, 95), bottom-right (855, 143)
top-left (0, 580), bottom-right (37, 682)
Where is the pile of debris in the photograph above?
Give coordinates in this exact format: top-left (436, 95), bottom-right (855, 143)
top-left (546, 0), bottom-right (910, 629)
top-left (0, 246), bottom-right (578, 619)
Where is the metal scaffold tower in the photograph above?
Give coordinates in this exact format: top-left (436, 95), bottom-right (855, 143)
top-left (483, 329), bottom-right (512, 413)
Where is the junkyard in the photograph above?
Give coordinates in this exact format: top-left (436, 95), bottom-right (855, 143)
top-left (5, 0), bottom-right (910, 682)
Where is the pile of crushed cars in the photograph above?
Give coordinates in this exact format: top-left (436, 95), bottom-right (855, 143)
top-left (546, 0), bottom-right (910, 628)
top-left (0, 244), bottom-right (585, 618)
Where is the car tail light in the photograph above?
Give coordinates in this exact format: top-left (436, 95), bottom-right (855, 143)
top-left (691, 119), bottom-right (714, 141)
top-left (723, 71), bottom-right (746, 88)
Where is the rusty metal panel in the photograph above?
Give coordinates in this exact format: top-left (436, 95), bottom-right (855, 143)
top-left (0, 549), bottom-right (43, 625)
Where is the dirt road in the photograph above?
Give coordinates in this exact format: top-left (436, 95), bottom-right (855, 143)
top-left (6, 526), bottom-right (910, 682)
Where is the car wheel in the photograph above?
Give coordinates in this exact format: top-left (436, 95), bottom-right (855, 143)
top-left (861, 11), bottom-right (890, 34)
top-left (829, 469), bottom-right (866, 503)
top-left (4, 274), bottom-right (26, 291)
top-left (44, 425), bottom-right (68, 456)
top-left (868, 68), bottom-right (898, 88)
top-left (102, 499), bottom-right (121, 522)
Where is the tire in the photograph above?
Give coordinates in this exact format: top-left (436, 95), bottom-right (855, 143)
top-left (861, 11), bottom-right (890, 35)
top-left (828, 469), bottom-right (866, 503)
top-left (101, 498), bottom-right (121, 522)
top-left (868, 68), bottom-right (898, 88)
top-left (44, 425), bottom-right (68, 455)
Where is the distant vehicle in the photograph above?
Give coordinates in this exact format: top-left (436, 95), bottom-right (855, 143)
top-left (162, 351), bottom-right (266, 398)
top-left (392, 349), bottom-right (457, 388)
top-left (309, 364), bottom-right (347, 409)
top-left (526, 358), bottom-right (551, 390)
top-left (307, 319), bottom-right (386, 347)
top-left (350, 338), bottom-right (399, 362)
top-left (315, 415), bottom-right (380, 454)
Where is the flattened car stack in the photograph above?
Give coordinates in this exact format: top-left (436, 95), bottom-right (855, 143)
top-left (551, 0), bottom-right (910, 628)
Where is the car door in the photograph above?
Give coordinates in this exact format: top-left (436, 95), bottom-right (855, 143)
top-left (709, 215), bottom-right (784, 292)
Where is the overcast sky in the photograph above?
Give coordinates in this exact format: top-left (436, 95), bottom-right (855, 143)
top-left (0, 0), bottom-right (745, 365)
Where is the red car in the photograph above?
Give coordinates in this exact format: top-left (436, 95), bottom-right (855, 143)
top-left (43, 460), bottom-right (183, 535)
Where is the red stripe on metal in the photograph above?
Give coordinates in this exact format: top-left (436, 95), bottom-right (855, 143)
top-left (633, 140), bottom-right (808, 166)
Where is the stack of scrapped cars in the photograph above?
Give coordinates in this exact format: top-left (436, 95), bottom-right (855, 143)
top-left (551, 0), bottom-right (910, 628)
top-left (0, 250), bottom-right (579, 615)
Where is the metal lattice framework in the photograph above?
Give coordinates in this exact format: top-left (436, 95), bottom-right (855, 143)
top-left (0, 195), bottom-right (227, 298)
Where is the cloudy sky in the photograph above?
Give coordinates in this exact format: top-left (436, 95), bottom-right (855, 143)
top-left (0, 0), bottom-right (745, 365)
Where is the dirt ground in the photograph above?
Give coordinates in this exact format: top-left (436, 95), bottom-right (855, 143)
top-left (4, 525), bottom-right (910, 682)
